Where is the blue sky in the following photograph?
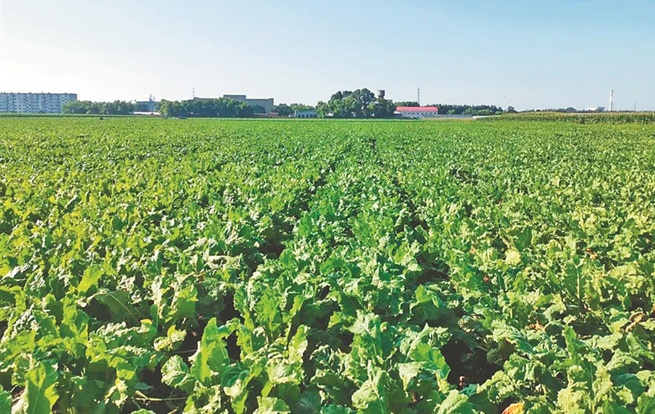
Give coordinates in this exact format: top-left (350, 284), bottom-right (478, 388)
top-left (0, 1), bottom-right (653, 110)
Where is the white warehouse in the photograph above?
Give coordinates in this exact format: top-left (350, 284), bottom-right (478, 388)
top-left (395, 106), bottom-right (439, 119)
top-left (0, 92), bottom-right (78, 114)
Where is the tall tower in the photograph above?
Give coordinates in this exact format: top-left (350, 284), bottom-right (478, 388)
top-left (609, 90), bottom-right (614, 112)
top-left (417, 87), bottom-right (421, 106)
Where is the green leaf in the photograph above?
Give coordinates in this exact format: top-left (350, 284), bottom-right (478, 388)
top-left (351, 369), bottom-right (390, 413)
top-left (189, 318), bottom-right (233, 385)
top-left (320, 405), bottom-right (353, 414)
top-left (602, 401), bottom-right (632, 414)
top-left (0, 390), bottom-right (11, 414)
top-left (0, 286), bottom-right (26, 320)
top-left (398, 362), bottom-right (422, 390)
top-left (288, 325), bottom-right (309, 363)
top-left (505, 249), bottom-right (521, 266)
top-left (614, 373), bottom-right (644, 405)
top-left (411, 285), bottom-right (449, 322)
top-left (294, 391), bottom-right (322, 414)
top-left (436, 390), bottom-right (474, 414)
top-left (161, 355), bottom-right (195, 394)
top-left (255, 396), bottom-right (291, 413)
top-left (167, 283), bottom-right (198, 324)
top-left (267, 361), bottom-right (302, 385)
top-left (94, 289), bottom-right (139, 325)
top-left (78, 265), bottom-right (103, 295)
top-left (638, 395), bottom-right (655, 414)
top-left (18, 360), bottom-right (59, 414)
top-left (224, 370), bottom-right (254, 414)
top-left (154, 325), bottom-right (186, 352)
top-left (607, 352), bottom-right (640, 375)
top-left (55, 375), bottom-right (108, 414)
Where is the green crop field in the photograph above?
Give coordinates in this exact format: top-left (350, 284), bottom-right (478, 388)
top-left (1, 117), bottom-right (654, 413)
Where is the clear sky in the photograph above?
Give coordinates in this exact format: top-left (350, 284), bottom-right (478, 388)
top-left (0, 1), bottom-right (653, 110)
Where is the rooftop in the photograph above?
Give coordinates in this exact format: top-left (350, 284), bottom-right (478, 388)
top-left (395, 106), bottom-right (439, 112)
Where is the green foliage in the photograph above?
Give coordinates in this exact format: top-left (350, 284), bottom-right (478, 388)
top-left (274, 103), bottom-right (315, 117)
top-left (394, 101), bottom-right (420, 107)
top-left (431, 103), bottom-right (503, 116)
top-left (159, 98), bottom-right (256, 118)
top-left (1, 117), bottom-right (654, 412)
top-left (14, 360), bottom-right (59, 414)
top-left (62, 100), bottom-right (135, 115)
top-left (274, 103), bottom-right (294, 117)
top-left (317, 88), bottom-right (395, 118)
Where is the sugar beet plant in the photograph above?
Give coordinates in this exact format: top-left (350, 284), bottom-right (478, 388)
top-left (0, 117), bottom-right (654, 413)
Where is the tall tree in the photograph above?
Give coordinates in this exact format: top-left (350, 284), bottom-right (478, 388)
top-left (274, 104), bottom-right (293, 117)
top-left (318, 88), bottom-right (395, 118)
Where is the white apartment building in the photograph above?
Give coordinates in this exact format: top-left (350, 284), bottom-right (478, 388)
top-left (0, 92), bottom-right (78, 114)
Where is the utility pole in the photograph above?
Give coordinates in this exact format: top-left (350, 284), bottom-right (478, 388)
top-left (609, 90), bottom-right (614, 112)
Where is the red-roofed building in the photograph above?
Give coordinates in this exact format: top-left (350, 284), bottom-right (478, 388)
top-left (395, 106), bottom-right (439, 118)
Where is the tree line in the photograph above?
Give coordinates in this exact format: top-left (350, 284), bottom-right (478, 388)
top-left (61, 93), bottom-right (507, 118)
top-left (158, 98), bottom-right (258, 118)
top-left (435, 104), bottom-right (503, 116)
top-left (62, 98), bottom-right (260, 118)
top-left (62, 100), bottom-right (135, 115)
top-left (273, 103), bottom-right (315, 117)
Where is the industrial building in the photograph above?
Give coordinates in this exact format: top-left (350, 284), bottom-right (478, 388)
top-left (135, 96), bottom-right (160, 113)
top-left (395, 106), bottom-right (439, 119)
top-left (0, 92), bottom-right (77, 114)
top-left (222, 94), bottom-right (275, 113)
top-left (294, 110), bottom-right (317, 118)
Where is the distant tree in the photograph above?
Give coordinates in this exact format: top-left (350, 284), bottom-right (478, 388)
top-left (395, 101), bottom-right (420, 107)
top-left (350, 89), bottom-right (376, 118)
top-left (432, 104), bottom-right (503, 116)
top-left (237, 102), bottom-right (255, 117)
top-left (159, 100), bottom-right (172, 118)
top-left (274, 104), bottom-right (294, 117)
top-left (62, 100), bottom-right (134, 115)
top-left (135, 101), bottom-right (158, 112)
top-left (316, 101), bottom-right (330, 118)
top-left (290, 103), bottom-right (315, 112)
top-left (318, 88), bottom-right (395, 118)
top-left (63, 101), bottom-right (89, 114)
top-left (371, 97), bottom-right (396, 118)
top-left (158, 98), bottom-right (257, 118)
top-left (506, 106), bottom-right (517, 113)
top-left (332, 94), bottom-right (357, 118)
top-left (101, 100), bottom-right (134, 115)
top-left (274, 103), bottom-right (315, 117)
